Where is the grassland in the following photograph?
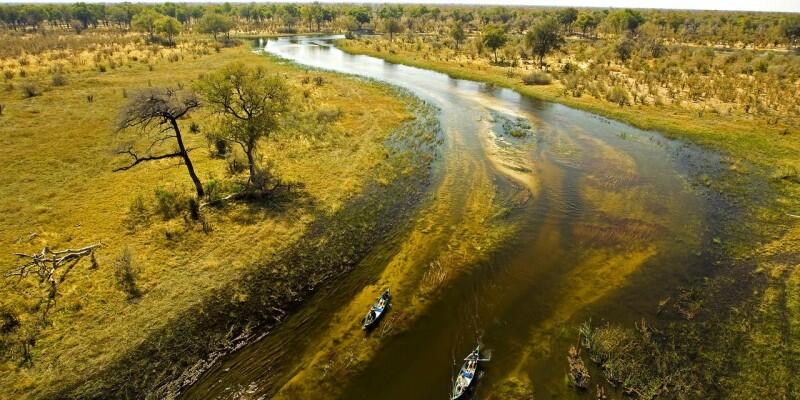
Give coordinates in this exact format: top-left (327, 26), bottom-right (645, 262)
top-left (0, 36), bottom-right (437, 399)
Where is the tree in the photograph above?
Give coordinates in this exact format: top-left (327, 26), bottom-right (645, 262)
top-left (72, 2), bottom-right (97, 30)
top-left (157, 16), bottom-right (181, 45)
top-left (114, 88), bottom-right (205, 197)
top-left (131, 9), bottom-right (160, 41)
top-left (450, 20), bottom-right (466, 50)
top-left (606, 9), bottom-right (645, 34)
top-left (349, 6), bottom-right (370, 30)
top-left (782, 16), bottom-right (800, 49)
top-left (576, 11), bottom-right (599, 38)
top-left (482, 25), bottom-right (507, 63)
top-left (108, 5), bottom-right (133, 28)
top-left (383, 18), bottom-right (402, 41)
top-left (199, 63), bottom-right (291, 192)
top-left (525, 17), bottom-right (565, 68)
top-left (615, 35), bottom-right (636, 61)
top-left (557, 8), bottom-right (578, 34)
top-left (198, 12), bottom-right (233, 41)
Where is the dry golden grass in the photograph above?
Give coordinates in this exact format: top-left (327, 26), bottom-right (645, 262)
top-left (0, 41), bottom-right (411, 398)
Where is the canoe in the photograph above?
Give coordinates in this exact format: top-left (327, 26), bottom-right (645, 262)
top-left (451, 345), bottom-right (481, 400)
top-left (362, 289), bottom-right (390, 330)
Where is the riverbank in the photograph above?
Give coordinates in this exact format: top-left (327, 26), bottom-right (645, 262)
top-left (0, 42), bottom-right (439, 399)
top-left (336, 38), bottom-right (800, 176)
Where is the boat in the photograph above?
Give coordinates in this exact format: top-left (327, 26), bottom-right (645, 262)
top-left (451, 345), bottom-right (485, 400)
top-left (362, 289), bottom-right (390, 330)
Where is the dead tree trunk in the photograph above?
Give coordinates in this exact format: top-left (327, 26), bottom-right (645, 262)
top-left (114, 87), bottom-right (205, 197)
top-left (5, 243), bottom-right (101, 320)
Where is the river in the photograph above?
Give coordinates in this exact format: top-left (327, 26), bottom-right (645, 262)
top-left (181, 35), bottom-right (732, 400)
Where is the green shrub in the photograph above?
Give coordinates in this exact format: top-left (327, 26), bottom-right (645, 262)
top-left (125, 195), bottom-right (149, 230)
top-left (21, 82), bottom-right (41, 98)
top-left (51, 72), bottom-right (67, 87)
top-left (113, 248), bottom-right (141, 300)
top-left (607, 85), bottom-right (631, 106)
top-left (154, 188), bottom-right (185, 220)
top-left (522, 71), bottom-right (552, 85)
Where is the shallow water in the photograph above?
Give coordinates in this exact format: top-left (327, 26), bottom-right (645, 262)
top-left (181, 36), bottom-right (731, 399)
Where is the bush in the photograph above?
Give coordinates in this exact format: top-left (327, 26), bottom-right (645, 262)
top-left (51, 72), bottom-right (67, 87)
top-left (522, 71), bottom-right (552, 85)
top-left (226, 154), bottom-right (247, 176)
top-left (113, 248), bottom-right (141, 300)
top-left (607, 85), bottom-right (631, 106)
top-left (125, 195), bottom-right (149, 230)
top-left (154, 188), bottom-right (185, 220)
top-left (316, 107), bottom-right (343, 124)
top-left (21, 82), bottom-right (41, 98)
top-left (3, 70), bottom-right (13, 80)
top-left (205, 178), bottom-right (228, 204)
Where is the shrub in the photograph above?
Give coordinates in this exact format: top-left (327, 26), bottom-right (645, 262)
top-left (313, 76), bottom-right (326, 86)
top-left (3, 70), bottom-right (13, 80)
top-left (154, 188), bottom-right (185, 220)
top-left (316, 107), bottom-right (343, 124)
top-left (51, 72), bottom-right (67, 87)
top-left (205, 178), bottom-right (225, 203)
top-left (607, 85), bottom-right (631, 106)
top-left (21, 82), bottom-right (41, 98)
top-left (226, 154), bottom-right (247, 176)
top-left (125, 195), bottom-right (149, 230)
top-left (0, 104), bottom-right (4, 116)
top-left (113, 247), bottom-right (141, 300)
top-left (0, 306), bottom-right (19, 334)
top-left (522, 71), bottom-right (552, 85)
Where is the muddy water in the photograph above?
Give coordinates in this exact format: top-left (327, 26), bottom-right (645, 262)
top-left (182, 36), bottom-right (728, 399)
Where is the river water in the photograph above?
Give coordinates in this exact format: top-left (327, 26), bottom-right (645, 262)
top-left (181, 36), bottom-right (730, 399)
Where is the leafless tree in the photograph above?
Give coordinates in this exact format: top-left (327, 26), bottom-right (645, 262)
top-left (114, 87), bottom-right (205, 197)
top-left (5, 243), bottom-right (101, 320)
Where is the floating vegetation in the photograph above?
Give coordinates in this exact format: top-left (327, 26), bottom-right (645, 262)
top-left (491, 111), bottom-right (535, 139)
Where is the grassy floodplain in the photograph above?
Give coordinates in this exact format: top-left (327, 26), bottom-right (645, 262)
top-left (0, 32), bottom-right (439, 398)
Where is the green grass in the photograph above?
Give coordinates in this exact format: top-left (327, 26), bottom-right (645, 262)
top-left (0, 42), bottom-right (419, 399)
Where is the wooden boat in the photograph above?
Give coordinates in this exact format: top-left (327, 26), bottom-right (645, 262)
top-left (362, 289), bottom-right (390, 330)
top-left (451, 345), bottom-right (485, 400)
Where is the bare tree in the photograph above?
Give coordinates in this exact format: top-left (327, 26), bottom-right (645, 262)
top-left (114, 88), bottom-right (205, 197)
top-left (5, 243), bottom-right (101, 320)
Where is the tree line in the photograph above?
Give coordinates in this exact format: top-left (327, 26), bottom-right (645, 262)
top-left (2, 3), bottom-right (799, 48)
